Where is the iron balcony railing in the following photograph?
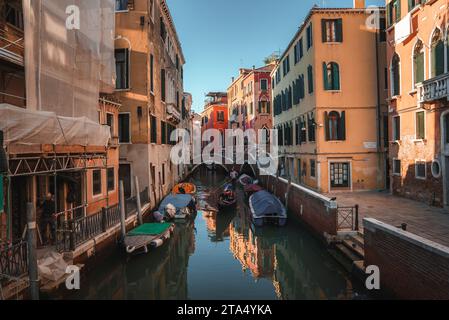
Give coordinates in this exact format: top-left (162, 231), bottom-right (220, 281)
top-left (418, 72), bottom-right (449, 103)
top-left (0, 240), bottom-right (28, 285)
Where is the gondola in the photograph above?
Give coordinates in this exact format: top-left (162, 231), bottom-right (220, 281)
top-left (124, 223), bottom-right (175, 255)
top-left (217, 183), bottom-right (237, 209)
top-left (249, 190), bottom-right (287, 227)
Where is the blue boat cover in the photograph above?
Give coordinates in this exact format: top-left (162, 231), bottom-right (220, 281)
top-left (159, 194), bottom-right (194, 212)
top-left (250, 190), bottom-right (285, 218)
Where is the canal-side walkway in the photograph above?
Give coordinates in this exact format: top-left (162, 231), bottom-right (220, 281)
top-left (327, 191), bottom-right (449, 247)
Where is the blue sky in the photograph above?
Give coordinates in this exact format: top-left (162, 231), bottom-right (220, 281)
top-left (167, 0), bottom-right (384, 113)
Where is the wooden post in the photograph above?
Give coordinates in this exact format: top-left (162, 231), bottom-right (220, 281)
top-left (285, 177), bottom-right (292, 206)
top-left (134, 176), bottom-right (143, 225)
top-left (354, 204), bottom-right (359, 231)
top-left (119, 181), bottom-right (126, 239)
top-left (26, 203), bottom-right (39, 300)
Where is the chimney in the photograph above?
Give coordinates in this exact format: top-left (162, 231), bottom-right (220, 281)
top-left (232, 77), bottom-right (235, 82)
top-left (353, 0), bottom-right (365, 9)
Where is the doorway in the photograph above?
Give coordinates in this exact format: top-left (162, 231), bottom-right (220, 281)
top-left (330, 162), bottom-right (351, 189)
top-left (119, 164), bottom-right (132, 199)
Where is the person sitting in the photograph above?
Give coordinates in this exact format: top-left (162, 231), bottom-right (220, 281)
top-left (40, 193), bottom-right (56, 246)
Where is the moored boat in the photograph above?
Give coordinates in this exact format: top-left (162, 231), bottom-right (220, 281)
top-left (124, 223), bottom-right (175, 255)
top-left (217, 183), bottom-right (237, 209)
top-left (173, 183), bottom-right (197, 195)
top-left (238, 174), bottom-right (254, 187)
top-left (244, 184), bottom-right (264, 198)
top-left (249, 190), bottom-right (287, 227)
top-left (159, 194), bottom-right (197, 220)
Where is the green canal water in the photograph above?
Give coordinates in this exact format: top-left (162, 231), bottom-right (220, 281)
top-left (64, 168), bottom-right (371, 300)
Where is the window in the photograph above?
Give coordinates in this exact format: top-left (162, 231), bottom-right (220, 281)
top-left (150, 115), bottom-right (157, 143)
top-left (392, 159), bottom-right (401, 175)
top-left (321, 19), bottom-right (343, 43)
top-left (413, 40), bottom-right (424, 85)
top-left (306, 23), bottom-right (313, 49)
top-left (294, 39), bottom-right (304, 64)
top-left (107, 168), bottom-right (115, 192)
top-left (92, 170), bottom-right (102, 196)
top-left (307, 65), bottom-right (314, 94)
top-left (431, 29), bottom-right (445, 78)
top-left (260, 79), bottom-right (268, 91)
top-left (160, 17), bottom-right (167, 42)
top-left (106, 113), bottom-right (114, 136)
top-left (282, 56), bottom-right (290, 77)
top-left (161, 69), bottom-right (166, 102)
top-left (161, 121), bottom-right (167, 144)
top-left (297, 159), bottom-right (302, 181)
top-left (323, 62), bottom-right (340, 90)
top-left (387, 0), bottom-right (401, 26)
top-left (310, 160), bottom-right (316, 178)
top-left (325, 111), bottom-right (346, 141)
top-left (392, 115), bottom-right (401, 141)
top-left (408, 0), bottom-right (423, 12)
top-left (115, 0), bottom-right (128, 11)
top-left (5, 3), bottom-right (23, 29)
top-left (150, 54), bottom-right (154, 93)
top-left (445, 113), bottom-right (449, 144)
top-left (217, 111), bottom-right (225, 122)
top-left (330, 163), bottom-right (350, 188)
top-left (115, 49), bottom-right (129, 90)
top-left (416, 111), bottom-right (425, 140)
top-left (379, 18), bottom-right (386, 42)
top-left (391, 54), bottom-right (400, 96)
top-left (259, 100), bottom-right (270, 114)
top-left (308, 114), bottom-right (316, 142)
top-left (415, 161), bottom-right (427, 179)
top-left (118, 113), bottom-right (130, 143)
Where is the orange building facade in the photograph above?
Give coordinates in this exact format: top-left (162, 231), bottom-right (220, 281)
top-left (201, 92), bottom-right (228, 148)
top-left (272, 3), bottom-right (388, 194)
top-left (386, 0), bottom-right (449, 207)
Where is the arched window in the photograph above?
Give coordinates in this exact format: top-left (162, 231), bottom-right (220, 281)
top-left (413, 40), bottom-right (424, 85)
top-left (323, 62), bottom-right (340, 90)
top-left (391, 54), bottom-right (400, 96)
top-left (325, 111), bottom-right (346, 141)
top-left (431, 29), bottom-right (444, 77)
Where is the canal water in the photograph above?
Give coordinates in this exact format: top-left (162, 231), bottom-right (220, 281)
top-left (65, 168), bottom-right (370, 300)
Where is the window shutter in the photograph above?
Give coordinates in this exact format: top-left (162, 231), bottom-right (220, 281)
top-left (339, 111), bottom-right (346, 141)
top-left (396, 0), bottom-right (401, 22)
top-left (336, 19), bottom-right (343, 42)
top-left (415, 52), bottom-right (424, 84)
top-left (436, 40), bottom-right (445, 76)
top-left (324, 112), bottom-right (330, 141)
top-left (267, 101), bottom-right (271, 114)
top-left (321, 19), bottom-right (327, 42)
top-left (323, 62), bottom-right (329, 90)
top-left (333, 63), bottom-right (340, 90)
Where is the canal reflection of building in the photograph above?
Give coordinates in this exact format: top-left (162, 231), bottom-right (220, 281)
top-left (76, 221), bottom-right (196, 300)
top-left (202, 210), bottom-right (235, 242)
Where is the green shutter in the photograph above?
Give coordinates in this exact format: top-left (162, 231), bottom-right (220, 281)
top-left (332, 63), bottom-right (340, 90)
top-left (336, 19), bottom-right (343, 42)
top-left (339, 111), bottom-right (346, 141)
top-left (323, 62), bottom-right (329, 90)
top-left (396, 0), bottom-right (401, 22)
top-left (324, 112), bottom-right (330, 141)
top-left (434, 40), bottom-right (445, 76)
top-left (414, 52), bottom-right (424, 84)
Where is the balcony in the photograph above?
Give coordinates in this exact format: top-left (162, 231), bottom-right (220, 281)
top-left (0, 22), bottom-right (24, 66)
top-left (418, 73), bottom-right (449, 103)
top-left (167, 103), bottom-right (181, 123)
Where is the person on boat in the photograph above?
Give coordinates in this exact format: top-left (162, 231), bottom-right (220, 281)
top-left (230, 167), bottom-right (238, 181)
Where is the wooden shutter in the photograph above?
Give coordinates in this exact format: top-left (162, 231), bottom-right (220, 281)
top-left (324, 112), bottom-right (330, 141)
top-left (323, 62), bottom-right (329, 90)
top-left (321, 19), bottom-right (327, 42)
top-left (336, 19), bottom-right (343, 42)
top-left (414, 52), bottom-right (424, 84)
top-left (333, 63), bottom-right (340, 90)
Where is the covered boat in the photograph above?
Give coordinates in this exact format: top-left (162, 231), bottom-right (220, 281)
top-left (159, 194), bottom-right (197, 220)
top-left (173, 183), bottom-right (197, 195)
top-left (244, 184), bottom-right (264, 198)
top-left (124, 223), bottom-right (175, 254)
top-left (249, 191), bottom-right (287, 227)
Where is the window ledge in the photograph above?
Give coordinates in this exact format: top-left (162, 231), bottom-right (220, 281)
top-left (392, 173), bottom-right (401, 177)
top-left (115, 88), bottom-right (131, 92)
top-left (415, 176), bottom-right (427, 181)
top-left (389, 95), bottom-right (401, 101)
top-left (325, 90), bottom-right (341, 93)
top-left (115, 10), bottom-right (130, 13)
top-left (323, 42), bottom-right (342, 45)
top-left (413, 139), bottom-right (427, 144)
top-left (409, 89), bottom-right (417, 95)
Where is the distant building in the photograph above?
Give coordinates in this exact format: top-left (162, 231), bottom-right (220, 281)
top-left (227, 65), bottom-right (275, 139)
top-left (201, 92), bottom-right (228, 149)
top-left (271, 1), bottom-right (388, 193)
top-left (387, 0), bottom-right (449, 207)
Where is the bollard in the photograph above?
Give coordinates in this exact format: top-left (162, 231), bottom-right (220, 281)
top-left (26, 203), bottom-right (39, 300)
top-left (134, 176), bottom-right (143, 225)
top-left (119, 181), bottom-right (127, 240)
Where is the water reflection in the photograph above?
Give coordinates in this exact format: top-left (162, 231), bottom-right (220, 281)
top-left (63, 168), bottom-right (369, 300)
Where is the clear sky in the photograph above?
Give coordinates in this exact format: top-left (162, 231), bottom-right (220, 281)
top-left (167, 0), bottom-right (384, 113)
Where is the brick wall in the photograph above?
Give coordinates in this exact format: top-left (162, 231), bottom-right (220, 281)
top-left (259, 175), bottom-right (338, 238)
top-left (364, 218), bottom-right (449, 300)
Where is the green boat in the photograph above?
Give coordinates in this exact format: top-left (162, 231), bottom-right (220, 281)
top-left (124, 223), bottom-right (175, 255)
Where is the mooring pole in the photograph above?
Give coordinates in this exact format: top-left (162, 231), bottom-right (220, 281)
top-left (26, 203), bottom-right (39, 300)
top-left (134, 176), bottom-right (143, 225)
top-left (119, 181), bottom-right (126, 240)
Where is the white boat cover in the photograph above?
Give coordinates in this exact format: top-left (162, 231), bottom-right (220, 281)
top-left (0, 103), bottom-right (111, 147)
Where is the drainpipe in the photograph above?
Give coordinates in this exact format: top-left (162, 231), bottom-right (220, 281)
top-left (375, 22), bottom-right (383, 188)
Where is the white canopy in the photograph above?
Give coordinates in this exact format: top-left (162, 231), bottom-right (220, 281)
top-left (0, 104), bottom-right (111, 147)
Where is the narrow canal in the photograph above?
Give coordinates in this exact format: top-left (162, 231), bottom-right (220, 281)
top-left (64, 168), bottom-right (370, 300)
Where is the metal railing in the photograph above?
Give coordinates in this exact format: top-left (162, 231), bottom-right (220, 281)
top-left (0, 241), bottom-right (28, 285)
top-left (337, 205), bottom-right (359, 232)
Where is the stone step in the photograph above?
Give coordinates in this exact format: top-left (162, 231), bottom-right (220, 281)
top-left (347, 233), bottom-right (365, 249)
top-left (342, 238), bottom-right (365, 259)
